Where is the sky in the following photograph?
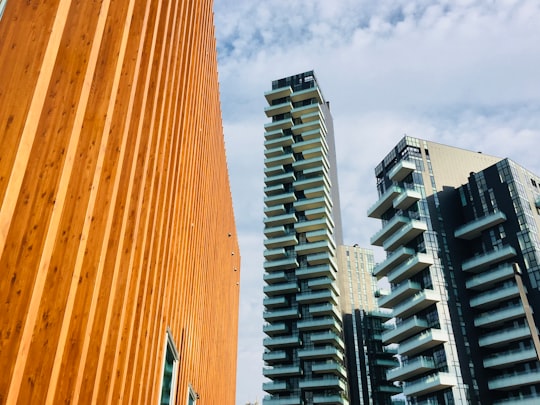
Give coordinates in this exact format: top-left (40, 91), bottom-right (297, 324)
top-left (211, 1), bottom-right (540, 403)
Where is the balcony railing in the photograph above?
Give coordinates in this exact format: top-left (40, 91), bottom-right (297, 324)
top-left (264, 85), bottom-right (292, 102)
top-left (378, 280), bottom-right (422, 309)
top-left (298, 347), bottom-right (344, 361)
top-left (387, 253), bottom-right (434, 284)
top-left (469, 284), bottom-right (520, 309)
top-left (461, 245), bottom-right (517, 273)
top-left (370, 215), bottom-right (409, 246)
top-left (387, 356), bottom-right (435, 381)
top-left (263, 335), bottom-right (301, 349)
top-left (264, 101), bottom-right (293, 117)
top-left (383, 219), bottom-right (428, 252)
top-left (389, 160), bottom-right (416, 182)
top-left (398, 329), bottom-right (448, 357)
top-left (478, 325), bottom-right (531, 348)
top-left (483, 347), bottom-right (537, 369)
top-left (465, 264), bottom-right (515, 290)
top-left (367, 186), bottom-right (402, 219)
top-left (488, 370), bottom-right (540, 390)
top-left (372, 247), bottom-right (415, 279)
top-left (382, 316), bottom-right (429, 344)
top-left (403, 372), bottom-right (458, 397)
top-left (393, 189), bottom-right (422, 211)
top-left (474, 304), bottom-right (525, 328)
top-left (454, 211), bottom-right (507, 240)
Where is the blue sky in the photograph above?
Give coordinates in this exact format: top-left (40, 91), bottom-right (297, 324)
top-left (212, 1), bottom-right (540, 403)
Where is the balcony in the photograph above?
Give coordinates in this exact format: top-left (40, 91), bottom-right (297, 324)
top-left (264, 234), bottom-right (298, 249)
top-left (474, 304), bottom-right (525, 328)
top-left (469, 284), bottom-right (520, 309)
top-left (378, 280), bottom-right (422, 309)
top-left (371, 216), bottom-right (409, 246)
top-left (304, 185), bottom-right (331, 200)
top-left (263, 365), bottom-right (302, 377)
top-left (376, 358), bottom-right (399, 368)
top-left (312, 361), bottom-right (347, 377)
top-left (292, 137), bottom-right (328, 154)
top-left (297, 317), bottom-right (340, 332)
top-left (382, 316), bottom-right (429, 344)
top-left (465, 264), bottom-right (515, 290)
top-left (264, 117), bottom-right (293, 132)
top-left (290, 86), bottom-right (323, 103)
top-left (389, 160), bottom-right (416, 182)
top-left (299, 377), bottom-right (346, 390)
top-left (263, 335), bottom-right (301, 349)
top-left (264, 257), bottom-right (298, 272)
top-left (308, 277), bottom-right (336, 291)
top-left (307, 252), bottom-right (337, 267)
top-left (309, 303), bottom-right (340, 317)
top-left (264, 271), bottom-right (287, 284)
top-left (263, 350), bottom-right (287, 363)
top-left (263, 323), bottom-right (287, 336)
top-left (263, 212), bottom-right (297, 227)
top-left (263, 282), bottom-right (298, 296)
top-left (265, 171), bottom-right (296, 186)
top-left (388, 253), bottom-right (434, 284)
top-left (263, 296), bottom-right (288, 308)
top-left (292, 121), bottom-right (321, 135)
top-left (264, 183), bottom-right (285, 196)
top-left (262, 395), bottom-right (302, 405)
top-left (372, 247), bottom-right (415, 279)
top-left (393, 290), bottom-right (441, 318)
top-left (312, 394), bottom-right (349, 405)
top-left (265, 101), bottom-right (293, 117)
top-left (367, 186), bottom-right (402, 219)
top-left (387, 356), bottom-right (436, 381)
top-left (398, 329), bottom-right (448, 357)
top-left (311, 331), bottom-right (344, 348)
top-left (296, 264), bottom-right (334, 279)
top-left (293, 174), bottom-right (329, 191)
top-left (263, 308), bottom-right (300, 321)
top-left (291, 103), bottom-right (320, 118)
top-left (393, 189), bottom-right (422, 211)
top-left (295, 217), bottom-right (332, 233)
top-left (454, 211), bottom-right (507, 240)
top-left (264, 85), bottom-right (292, 103)
top-left (478, 325), bottom-right (531, 348)
top-left (306, 229), bottom-right (332, 243)
top-left (403, 372), bottom-right (458, 397)
top-left (383, 219), bottom-right (428, 252)
top-left (293, 156), bottom-right (329, 172)
top-left (263, 381), bottom-right (288, 393)
top-left (264, 134), bottom-right (293, 149)
top-left (264, 247), bottom-right (287, 260)
top-left (295, 240), bottom-right (332, 256)
top-left (461, 245), bottom-right (517, 273)
top-left (489, 370), bottom-right (540, 390)
top-left (265, 153), bottom-right (295, 168)
top-left (265, 192), bottom-right (297, 207)
top-left (483, 347), bottom-right (538, 369)
top-left (293, 196), bottom-right (328, 211)
top-left (296, 289), bottom-right (338, 305)
top-left (264, 128), bottom-right (284, 140)
top-left (298, 347), bottom-right (344, 361)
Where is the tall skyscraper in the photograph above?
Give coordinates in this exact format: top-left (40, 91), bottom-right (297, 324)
top-left (262, 71), bottom-right (348, 404)
top-left (0, 1), bottom-right (240, 404)
top-left (370, 136), bottom-right (540, 404)
top-left (337, 245), bottom-right (401, 405)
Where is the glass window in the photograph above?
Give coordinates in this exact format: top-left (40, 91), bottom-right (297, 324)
top-left (160, 330), bottom-right (179, 405)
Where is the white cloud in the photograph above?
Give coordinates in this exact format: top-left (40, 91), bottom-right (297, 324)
top-left (213, 1), bottom-right (540, 403)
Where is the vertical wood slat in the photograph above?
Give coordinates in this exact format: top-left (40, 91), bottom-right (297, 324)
top-left (0, 1), bottom-right (240, 404)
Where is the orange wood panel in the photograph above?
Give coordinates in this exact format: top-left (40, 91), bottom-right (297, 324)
top-left (0, 0), bottom-right (240, 404)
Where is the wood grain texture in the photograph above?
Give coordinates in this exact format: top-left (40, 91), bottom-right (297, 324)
top-left (0, 1), bottom-right (241, 404)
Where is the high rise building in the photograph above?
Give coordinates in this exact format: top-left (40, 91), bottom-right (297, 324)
top-left (0, 1), bottom-right (240, 404)
top-left (262, 71), bottom-right (348, 404)
top-left (369, 136), bottom-right (540, 404)
top-left (337, 245), bottom-right (401, 405)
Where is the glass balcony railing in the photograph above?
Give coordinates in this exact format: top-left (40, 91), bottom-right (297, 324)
top-left (262, 395), bottom-right (302, 405)
top-left (263, 281), bottom-right (298, 296)
top-left (393, 289), bottom-right (440, 319)
top-left (312, 394), bottom-right (349, 405)
top-left (387, 356), bottom-right (435, 381)
top-left (263, 271), bottom-right (287, 284)
top-left (262, 365), bottom-right (302, 377)
top-left (293, 174), bottom-right (329, 191)
top-left (292, 136), bottom-right (328, 154)
top-left (388, 160), bottom-right (416, 182)
top-left (461, 245), bottom-right (517, 273)
top-left (290, 86), bottom-right (323, 103)
top-left (263, 323), bottom-right (287, 336)
top-left (264, 85), bottom-right (292, 103)
top-left (382, 316), bottom-right (429, 344)
top-left (474, 304), bottom-right (525, 328)
top-left (295, 240), bottom-right (332, 256)
top-left (296, 289), bottom-right (337, 305)
top-left (478, 325), bottom-right (531, 348)
top-left (298, 346), bottom-right (344, 361)
top-left (297, 317), bottom-right (340, 332)
top-left (383, 219), bottom-right (428, 252)
top-left (263, 296), bottom-right (287, 308)
top-left (393, 189), bottom-right (422, 211)
top-left (262, 381), bottom-right (288, 393)
top-left (264, 171), bottom-right (296, 187)
top-left (263, 308), bottom-right (300, 321)
top-left (378, 280), bottom-right (422, 309)
top-left (264, 101), bottom-right (293, 117)
top-left (291, 121), bottom-right (321, 135)
top-left (465, 264), bottom-right (514, 290)
top-left (469, 284), bottom-right (520, 309)
top-left (262, 350), bottom-right (287, 363)
top-left (403, 372), bottom-right (458, 397)
top-left (291, 102), bottom-right (320, 118)
top-left (264, 192), bottom-right (297, 207)
top-left (454, 211), bottom-right (507, 240)
top-left (398, 329), bottom-right (448, 357)
top-left (264, 152), bottom-right (295, 168)
top-left (293, 196), bottom-right (328, 211)
top-left (264, 117), bottom-right (294, 132)
top-left (367, 186), bottom-right (402, 219)
top-left (263, 212), bottom-right (297, 227)
top-left (264, 128), bottom-right (284, 141)
top-left (488, 370), bottom-right (540, 390)
top-left (294, 217), bottom-right (332, 233)
top-left (292, 155), bottom-right (329, 172)
top-left (312, 361), bottom-right (347, 377)
top-left (310, 331), bottom-right (344, 347)
top-left (299, 377), bottom-right (346, 390)
top-left (264, 234), bottom-right (298, 250)
top-left (372, 246), bottom-right (415, 279)
top-left (263, 335), bottom-right (301, 349)
top-left (296, 264), bottom-right (334, 279)
top-left (483, 347), bottom-right (537, 369)
top-left (387, 253), bottom-right (434, 284)
top-left (370, 215), bottom-right (409, 246)
top-left (263, 257), bottom-right (298, 272)
top-left (264, 134), bottom-right (293, 149)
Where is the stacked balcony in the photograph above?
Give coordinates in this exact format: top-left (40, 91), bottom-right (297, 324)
top-left (263, 350), bottom-right (288, 363)
top-left (263, 335), bottom-right (301, 349)
top-left (263, 365), bottom-right (302, 378)
top-left (262, 395), bottom-right (302, 405)
top-left (291, 103), bottom-right (320, 118)
top-left (312, 394), bottom-right (349, 405)
top-left (398, 329), bottom-right (448, 357)
top-left (372, 247), bottom-right (415, 279)
top-left (393, 189), bottom-right (422, 211)
top-left (483, 347), bottom-right (538, 369)
top-left (367, 186), bottom-right (402, 219)
top-left (263, 282), bottom-right (299, 296)
top-left (454, 211), bottom-right (507, 240)
top-left (461, 245), bottom-right (517, 273)
top-left (388, 160), bottom-right (416, 182)
top-left (379, 280), bottom-right (422, 309)
top-left (263, 381), bottom-right (289, 394)
top-left (478, 325), bottom-right (531, 348)
top-left (403, 372), bottom-right (458, 397)
top-left (392, 290), bottom-right (440, 319)
top-left (263, 323), bottom-right (288, 336)
top-left (383, 219), bottom-right (428, 251)
top-left (382, 316), bottom-right (429, 344)
top-left (387, 356), bottom-right (436, 381)
top-left (474, 304), bottom-right (525, 328)
top-left (265, 101), bottom-right (293, 117)
top-left (465, 264), bottom-right (514, 290)
top-left (264, 85), bottom-right (293, 103)
top-left (488, 370), bottom-right (540, 390)
top-left (387, 253), bottom-right (434, 284)
top-left (371, 216), bottom-right (409, 246)
top-left (296, 289), bottom-right (338, 305)
top-left (297, 317), bottom-right (341, 333)
top-left (312, 361), bottom-right (347, 377)
top-left (298, 347), bottom-right (344, 362)
top-left (469, 284), bottom-right (520, 309)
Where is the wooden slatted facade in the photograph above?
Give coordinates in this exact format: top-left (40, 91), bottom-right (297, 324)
top-left (0, 1), bottom-right (240, 404)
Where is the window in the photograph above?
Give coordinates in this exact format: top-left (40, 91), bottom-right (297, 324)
top-left (187, 385), bottom-right (198, 405)
top-left (160, 330), bottom-right (179, 405)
